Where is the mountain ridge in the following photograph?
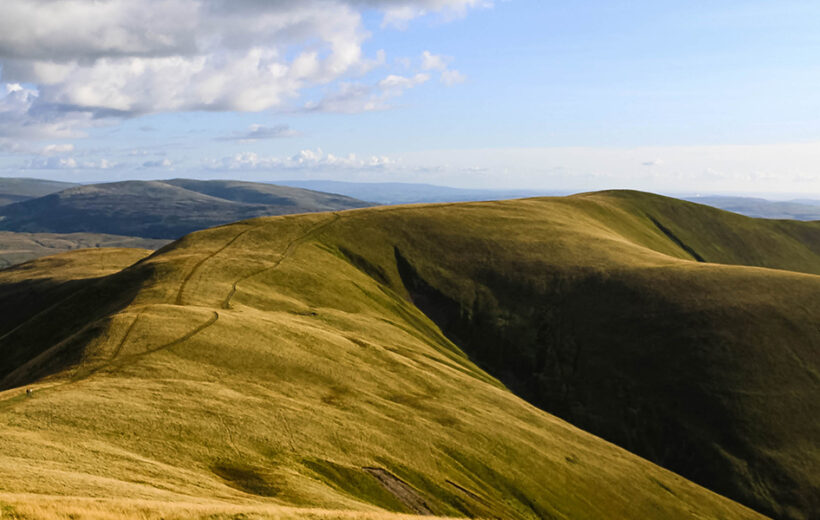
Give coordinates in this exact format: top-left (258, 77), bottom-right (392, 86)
top-left (0, 190), bottom-right (816, 519)
top-left (0, 179), bottom-right (371, 239)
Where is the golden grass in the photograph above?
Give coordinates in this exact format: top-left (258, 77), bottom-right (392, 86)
top-left (0, 494), bottom-right (465, 520)
top-left (3, 191), bottom-right (810, 519)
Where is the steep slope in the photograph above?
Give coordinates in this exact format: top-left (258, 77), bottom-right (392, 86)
top-left (0, 196), bottom-right (778, 520)
top-left (0, 177), bottom-right (79, 206)
top-left (0, 180), bottom-right (369, 239)
top-left (309, 191), bottom-right (820, 520)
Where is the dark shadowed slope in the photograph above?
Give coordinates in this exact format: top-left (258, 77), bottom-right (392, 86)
top-left (308, 190), bottom-right (820, 520)
top-left (0, 179), bottom-right (370, 239)
top-left (0, 193), bottom-right (780, 520)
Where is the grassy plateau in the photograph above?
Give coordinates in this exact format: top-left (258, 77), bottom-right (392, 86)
top-left (0, 191), bottom-right (817, 519)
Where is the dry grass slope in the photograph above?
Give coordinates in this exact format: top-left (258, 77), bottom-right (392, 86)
top-left (1, 191), bottom-right (815, 519)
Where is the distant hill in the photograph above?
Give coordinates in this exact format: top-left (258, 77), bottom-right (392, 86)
top-left (791, 198), bottom-right (820, 206)
top-left (276, 179), bottom-right (562, 204)
top-left (687, 195), bottom-right (820, 220)
top-left (0, 231), bottom-right (168, 268)
top-left (0, 191), bottom-right (817, 519)
top-left (0, 177), bottom-right (79, 206)
top-left (0, 179), bottom-right (370, 239)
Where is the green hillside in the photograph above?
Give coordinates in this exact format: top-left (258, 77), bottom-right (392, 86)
top-left (0, 180), bottom-right (370, 239)
top-left (1, 191), bottom-right (817, 519)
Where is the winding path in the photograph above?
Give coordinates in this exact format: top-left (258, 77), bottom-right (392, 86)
top-left (221, 213), bottom-right (340, 309)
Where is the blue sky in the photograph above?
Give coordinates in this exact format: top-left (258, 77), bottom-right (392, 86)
top-left (1, 0), bottom-right (819, 195)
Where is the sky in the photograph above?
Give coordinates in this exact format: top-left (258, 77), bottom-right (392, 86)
top-left (0, 0), bottom-right (819, 196)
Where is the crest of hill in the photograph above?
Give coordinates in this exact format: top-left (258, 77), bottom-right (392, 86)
top-left (0, 190), bottom-right (817, 519)
top-left (0, 177), bottom-right (79, 206)
top-left (0, 179), bottom-right (370, 239)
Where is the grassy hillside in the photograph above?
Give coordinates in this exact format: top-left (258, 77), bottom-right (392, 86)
top-left (0, 231), bottom-right (168, 268)
top-left (0, 194), bottom-right (781, 520)
top-left (0, 178), bottom-right (79, 206)
top-left (0, 180), bottom-right (369, 239)
top-left (306, 190), bottom-right (819, 520)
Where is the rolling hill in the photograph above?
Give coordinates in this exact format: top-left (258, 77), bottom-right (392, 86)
top-left (0, 177), bottom-right (79, 206)
top-left (0, 191), bottom-right (817, 519)
top-left (0, 231), bottom-right (168, 268)
top-left (0, 179), bottom-right (370, 239)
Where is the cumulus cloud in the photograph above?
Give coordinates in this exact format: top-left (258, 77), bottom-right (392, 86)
top-left (306, 72), bottom-right (430, 113)
top-left (0, 0), bottom-right (480, 136)
top-left (24, 156), bottom-right (116, 170)
top-left (42, 144), bottom-right (75, 155)
top-left (421, 50), bottom-right (448, 71)
top-left (378, 0), bottom-right (493, 28)
top-left (0, 82), bottom-right (109, 140)
top-left (421, 50), bottom-right (465, 86)
top-left (207, 148), bottom-right (397, 171)
top-left (440, 68), bottom-right (466, 86)
top-left (142, 158), bottom-right (174, 168)
top-left (218, 124), bottom-right (299, 142)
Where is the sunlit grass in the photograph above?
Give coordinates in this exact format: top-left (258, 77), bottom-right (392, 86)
top-left (3, 191), bottom-right (810, 519)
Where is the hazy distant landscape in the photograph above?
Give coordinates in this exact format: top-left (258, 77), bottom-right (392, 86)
top-left (1, 1), bottom-right (818, 520)
top-left (0, 178), bottom-right (816, 268)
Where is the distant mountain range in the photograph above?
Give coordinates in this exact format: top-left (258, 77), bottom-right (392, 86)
top-left (276, 180), bottom-right (565, 204)
top-left (0, 179), bottom-right (370, 239)
top-left (0, 178), bottom-right (817, 268)
top-left (279, 180), bottom-right (820, 220)
top-left (685, 195), bottom-right (820, 220)
top-left (0, 177), bottom-right (79, 205)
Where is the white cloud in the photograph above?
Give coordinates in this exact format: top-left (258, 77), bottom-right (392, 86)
top-left (218, 124), bottom-right (299, 142)
top-left (420, 50), bottom-right (465, 86)
top-left (306, 72), bottom-right (430, 113)
top-left (421, 50), bottom-right (449, 71)
top-left (24, 156), bottom-right (116, 170)
top-left (142, 158), bottom-right (174, 168)
top-left (378, 73), bottom-right (430, 91)
top-left (0, 82), bottom-right (107, 140)
top-left (207, 148), bottom-right (397, 171)
top-left (440, 68), bottom-right (466, 86)
top-left (42, 144), bottom-right (75, 155)
top-left (0, 0), bottom-right (481, 131)
top-left (380, 0), bottom-right (493, 28)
